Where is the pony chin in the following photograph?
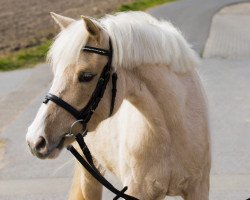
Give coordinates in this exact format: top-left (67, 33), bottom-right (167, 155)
top-left (47, 136), bottom-right (75, 159)
top-left (47, 148), bottom-right (61, 159)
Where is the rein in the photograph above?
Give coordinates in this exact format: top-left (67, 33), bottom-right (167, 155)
top-left (43, 39), bottom-right (138, 200)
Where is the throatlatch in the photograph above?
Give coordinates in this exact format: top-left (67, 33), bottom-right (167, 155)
top-left (43, 39), bottom-right (138, 200)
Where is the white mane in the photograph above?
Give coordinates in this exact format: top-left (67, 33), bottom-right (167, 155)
top-left (48, 12), bottom-right (200, 74)
top-left (101, 12), bottom-right (200, 73)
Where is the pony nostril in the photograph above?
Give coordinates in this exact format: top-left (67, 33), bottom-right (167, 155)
top-left (35, 136), bottom-right (46, 152)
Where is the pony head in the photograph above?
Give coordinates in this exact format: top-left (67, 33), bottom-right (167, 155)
top-left (26, 13), bottom-right (119, 159)
top-left (26, 11), bottom-right (199, 159)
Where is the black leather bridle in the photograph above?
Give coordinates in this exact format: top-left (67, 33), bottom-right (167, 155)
top-left (43, 38), bottom-right (138, 200)
top-left (43, 39), bottom-right (116, 125)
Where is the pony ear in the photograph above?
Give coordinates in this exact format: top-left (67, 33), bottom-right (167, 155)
top-left (81, 16), bottom-right (100, 39)
top-left (50, 12), bottom-right (75, 30)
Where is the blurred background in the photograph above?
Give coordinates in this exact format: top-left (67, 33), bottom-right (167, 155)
top-left (0, 0), bottom-right (250, 200)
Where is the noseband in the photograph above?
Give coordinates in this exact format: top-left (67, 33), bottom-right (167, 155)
top-left (43, 39), bottom-right (138, 200)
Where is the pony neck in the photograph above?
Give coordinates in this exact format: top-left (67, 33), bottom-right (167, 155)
top-left (122, 65), bottom-right (173, 136)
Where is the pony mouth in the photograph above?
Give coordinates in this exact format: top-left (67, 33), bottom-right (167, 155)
top-left (31, 132), bottom-right (77, 159)
top-left (46, 135), bottom-right (76, 159)
top-left (56, 136), bottom-right (65, 149)
top-left (33, 137), bottom-right (66, 159)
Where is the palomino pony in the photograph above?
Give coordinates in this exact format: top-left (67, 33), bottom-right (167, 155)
top-left (26, 11), bottom-right (211, 200)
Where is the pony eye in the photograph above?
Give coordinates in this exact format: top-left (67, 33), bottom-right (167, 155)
top-left (78, 72), bottom-right (96, 82)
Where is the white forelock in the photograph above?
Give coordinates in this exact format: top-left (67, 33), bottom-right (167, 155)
top-left (48, 12), bottom-right (200, 74)
top-left (47, 20), bottom-right (89, 75)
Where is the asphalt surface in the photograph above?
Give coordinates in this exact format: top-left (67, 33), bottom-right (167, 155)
top-left (0, 0), bottom-right (250, 200)
top-left (203, 2), bottom-right (250, 58)
top-left (199, 58), bottom-right (250, 200)
top-left (149, 0), bottom-right (250, 54)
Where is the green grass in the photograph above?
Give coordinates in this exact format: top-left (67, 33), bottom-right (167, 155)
top-left (0, 0), bottom-right (175, 71)
top-left (117, 0), bottom-right (175, 11)
top-left (0, 40), bottom-right (51, 71)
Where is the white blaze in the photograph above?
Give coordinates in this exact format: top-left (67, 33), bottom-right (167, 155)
top-left (26, 104), bottom-right (48, 145)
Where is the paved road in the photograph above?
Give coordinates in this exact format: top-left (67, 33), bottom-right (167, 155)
top-left (199, 58), bottom-right (250, 200)
top-left (203, 2), bottom-right (250, 58)
top-left (149, 0), bottom-right (250, 54)
top-left (1, 1), bottom-right (250, 200)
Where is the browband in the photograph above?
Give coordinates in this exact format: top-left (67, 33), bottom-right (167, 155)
top-left (83, 46), bottom-right (111, 57)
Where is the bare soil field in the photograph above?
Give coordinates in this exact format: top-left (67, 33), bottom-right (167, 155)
top-left (0, 0), bottom-right (133, 55)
